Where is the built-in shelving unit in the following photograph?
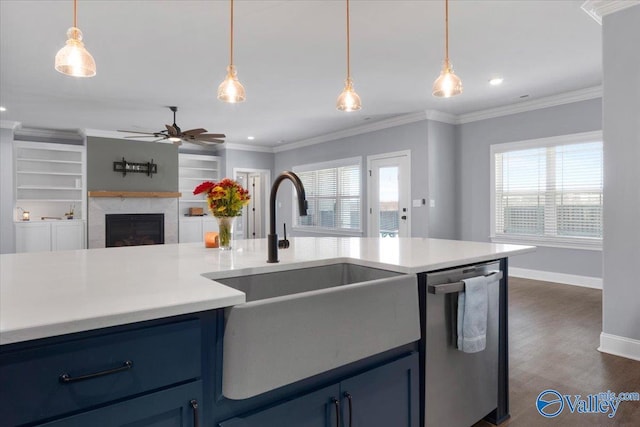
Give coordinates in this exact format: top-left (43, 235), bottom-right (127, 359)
top-left (13, 141), bottom-right (87, 252)
top-left (178, 153), bottom-right (220, 243)
top-left (14, 141), bottom-right (86, 220)
top-left (178, 153), bottom-right (220, 216)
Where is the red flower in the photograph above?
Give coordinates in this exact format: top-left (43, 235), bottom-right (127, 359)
top-left (193, 181), bottom-right (216, 195)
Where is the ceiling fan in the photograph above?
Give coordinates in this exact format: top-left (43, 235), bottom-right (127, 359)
top-left (118, 106), bottom-right (225, 146)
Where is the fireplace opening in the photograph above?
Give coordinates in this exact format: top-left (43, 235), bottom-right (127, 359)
top-left (105, 214), bottom-right (164, 247)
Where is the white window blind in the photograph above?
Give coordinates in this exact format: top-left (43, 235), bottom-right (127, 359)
top-left (293, 158), bottom-right (361, 233)
top-left (491, 133), bottom-right (602, 249)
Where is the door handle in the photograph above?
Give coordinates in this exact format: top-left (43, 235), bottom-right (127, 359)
top-left (401, 215), bottom-right (407, 220)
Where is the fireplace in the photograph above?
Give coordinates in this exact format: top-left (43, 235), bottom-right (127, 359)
top-left (105, 214), bottom-right (165, 247)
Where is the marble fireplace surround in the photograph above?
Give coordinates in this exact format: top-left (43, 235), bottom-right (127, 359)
top-left (88, 191), bottom-right (180, 249)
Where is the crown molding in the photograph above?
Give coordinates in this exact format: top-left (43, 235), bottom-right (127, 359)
top-left (224, 143), bottom-right (274, 153)
top-left (84, 129), bottom-right (132, 140)
top-left (0, 120), bottom-right (21, 130)
top-left (581, 0), bottom-right (640, 24)
top-left (425, 110), bottom-right (457, 124)
top-left (15, 126), bottom-right (83, 141)
top-left (456, 86), bottom-right (603, 124)
top-left (274, 111), bottom-right (429, 153)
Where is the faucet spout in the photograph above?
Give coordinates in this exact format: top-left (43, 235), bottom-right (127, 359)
top-left (268, 171), bottom-right (307, 263)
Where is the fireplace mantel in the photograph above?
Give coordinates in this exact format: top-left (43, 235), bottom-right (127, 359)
top-left (88, 191), bottom-right (181, 198)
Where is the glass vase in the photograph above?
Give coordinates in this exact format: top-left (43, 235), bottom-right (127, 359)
top-left (216, 216), bottom-right (235, 250)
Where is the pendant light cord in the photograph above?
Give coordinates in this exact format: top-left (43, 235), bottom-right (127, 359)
top-left (230, 0), bottom-right (234, 66)
top-left (444, 0), bottom-right (449, 63)
top-left (346, 0), bottom-right (351, 79)
top-left (73, 0), bottom-right (77, 28)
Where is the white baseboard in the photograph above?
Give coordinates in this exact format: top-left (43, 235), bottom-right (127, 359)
top-left (509, 267), bottom-right (602, 289)
top-left (598, 333), bottom-right (640, 361)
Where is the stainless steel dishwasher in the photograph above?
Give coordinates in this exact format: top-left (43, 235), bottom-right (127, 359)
top-left (423, 261), bottom-right (503, 427)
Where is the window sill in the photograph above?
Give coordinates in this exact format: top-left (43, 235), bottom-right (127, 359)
top-left (490, 235), bottom-right (602, 251)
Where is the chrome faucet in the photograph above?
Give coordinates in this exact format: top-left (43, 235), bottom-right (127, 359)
top-left (268, 171), bottom-right (307, 263)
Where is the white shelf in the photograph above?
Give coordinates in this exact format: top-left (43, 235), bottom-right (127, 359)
top-left (17, 158), bottom-right (83, 165)
top-left (18, 186), bottom-right (81, 190)
top-left (14, 141), bottom-right (86, 222)
top-left (17, 171), bottom-right (82, 176)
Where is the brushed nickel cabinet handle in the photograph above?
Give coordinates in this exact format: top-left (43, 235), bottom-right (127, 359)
top-left (59, 360), bottom-right (133, 384)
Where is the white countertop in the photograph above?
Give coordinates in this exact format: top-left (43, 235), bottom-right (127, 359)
top-left (0, 237), bottom-right (534, 345)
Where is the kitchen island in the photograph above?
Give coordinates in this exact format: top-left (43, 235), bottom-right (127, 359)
top-left (0, 237), bottom-right (533, 426)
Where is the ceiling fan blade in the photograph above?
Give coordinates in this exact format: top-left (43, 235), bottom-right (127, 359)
top-left (200, 133), bottom-right (226, 138)
top-left (194, 138), bottom-right (225, 144)
top-left (124, 135), bottom-right (159, 139)
top-left (165, 124), bottom-right (178, 136)
top-left (195, 135), bottom-right (226, 142)
top-left (118, 130), bottom-right (156, 135)
top-left (182, 128), bottom-right (208, 136)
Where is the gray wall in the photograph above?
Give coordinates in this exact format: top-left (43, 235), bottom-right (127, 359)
top-left (0, 128), bottom-right (14, 254)
top-left (87, 137), bottom-right (178, 191)
top-left (602, 6), bottom-right (640, 341)
top-left (275, 120), bottom-right (434, 238)
top-left (427, 120), bottom-right (457, 239)
top-left (456, 98), bottom-right (603, 278)
top-left (224, 148), bottom-right (275, 177)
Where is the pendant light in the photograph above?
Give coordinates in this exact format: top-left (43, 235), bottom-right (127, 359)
top-left (218, 0), bottom-right (246, 103)
top-left (432, 0), bottom-right (462, 98)
top-left (336, 0), bottom-right (361, 112)
top-left (54, 0), bottom-right (96, 78)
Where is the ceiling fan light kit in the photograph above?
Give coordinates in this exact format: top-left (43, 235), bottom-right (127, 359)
top-left (336, 0), bottom-right (361, 112)
top-left (432, 0), bottom-right (463, 98)
top-left (218, 0), bottom-right (246, 103)
top-left (54, 0), bottom-right (96, 78)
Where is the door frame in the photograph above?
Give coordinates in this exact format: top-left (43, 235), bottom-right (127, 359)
top-left (233, 168), bottom-right (271, 239)
top-left (366, 150), bottom-right (412, 238)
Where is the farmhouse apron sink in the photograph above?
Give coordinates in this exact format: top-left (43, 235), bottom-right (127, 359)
top-left (209, 262), bottom-right (420, 399)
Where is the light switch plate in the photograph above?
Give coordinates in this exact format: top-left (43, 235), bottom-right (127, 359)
top-left (430, 199), bottom-right (436, 208)
top-left (412, 199), bottom-right (422, 208)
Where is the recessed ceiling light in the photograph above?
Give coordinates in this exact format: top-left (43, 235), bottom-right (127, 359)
top-left (0, 106), bottom-right (6, 112)
top-left (247, 136), bottom-right (255, 140)
top-left (489, 77), bottom-right (504, 86)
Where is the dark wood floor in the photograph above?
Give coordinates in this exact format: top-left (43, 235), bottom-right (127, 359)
top-left (474, 277), bottom-right (640, 427)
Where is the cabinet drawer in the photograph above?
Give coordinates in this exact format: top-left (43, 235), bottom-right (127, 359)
top-left (0, 320), bottom-right (201, 426)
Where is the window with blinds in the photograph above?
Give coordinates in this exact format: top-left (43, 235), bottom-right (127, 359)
top-left (491, 132), bottom-right (602, 249)
top-left (293, 158), bottom-right (362, 233)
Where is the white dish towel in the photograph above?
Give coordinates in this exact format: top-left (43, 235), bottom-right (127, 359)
top-left (457, 275), bottom-right (489, 353)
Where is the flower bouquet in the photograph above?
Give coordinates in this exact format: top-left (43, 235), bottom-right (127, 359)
top-left (194, 178), bottom-right (250, 249)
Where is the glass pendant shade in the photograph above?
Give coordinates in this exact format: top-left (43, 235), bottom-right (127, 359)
top-left (336, 78), bottom-right (361, 112)
top-left (217, 65), bottom-right (246, 103)
top-left (55, 27), bottom-right (96, 77)
top-left (432, 60), bottom-right (462, 98)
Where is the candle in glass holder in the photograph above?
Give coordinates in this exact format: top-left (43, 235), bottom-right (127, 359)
top-left (21, 211), bottom-right (30, 221)
top-left (205, 232), bottom-right (219, 248)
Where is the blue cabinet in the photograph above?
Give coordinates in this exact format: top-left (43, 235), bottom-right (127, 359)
top-left (219, 384), bottom-right (341, 427)
top-left (219, 353), bottom-right (419, 427)
top-left (37, 381), bottom-right (202, 427)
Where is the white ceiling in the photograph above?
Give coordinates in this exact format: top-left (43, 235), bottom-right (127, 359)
top-left (0, 1), bottom-right (602, 148)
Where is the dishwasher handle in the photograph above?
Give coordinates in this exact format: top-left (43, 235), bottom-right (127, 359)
top-left (427, 271), bottom-right (503, 295)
